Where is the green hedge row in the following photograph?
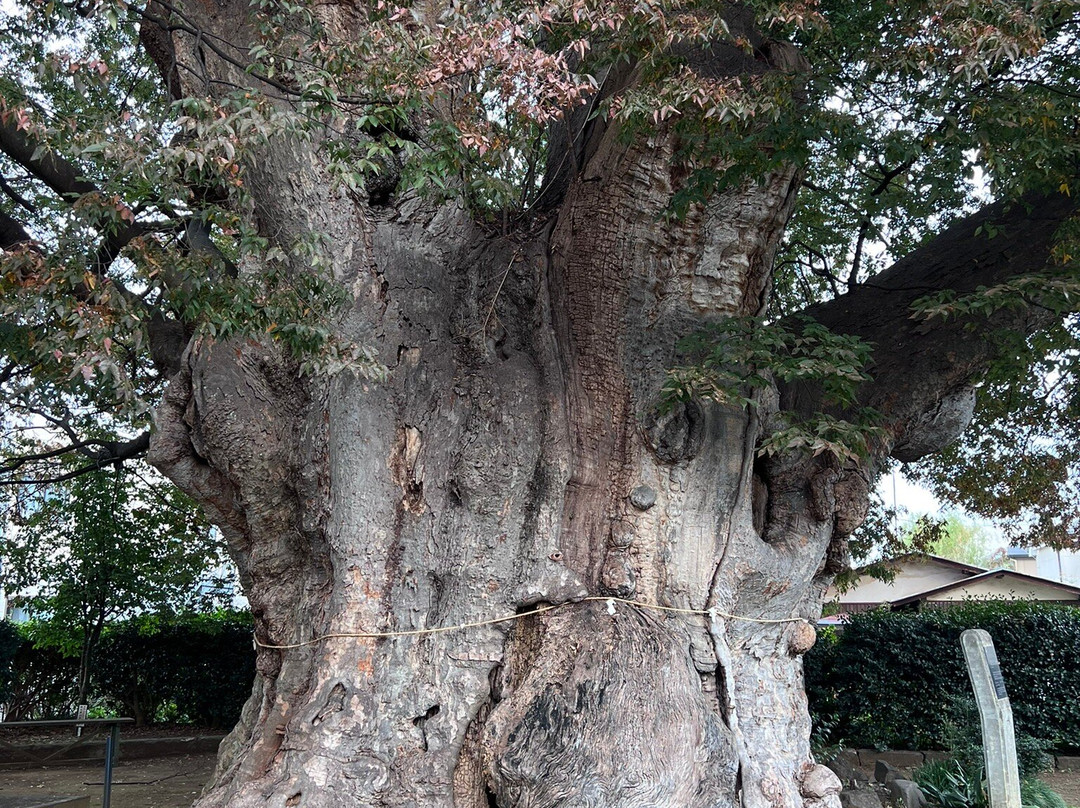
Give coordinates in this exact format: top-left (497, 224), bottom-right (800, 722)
top-left (805, 602), bottom-right (1080, 752)
top-left (0, 610), bottom-right (254, 728)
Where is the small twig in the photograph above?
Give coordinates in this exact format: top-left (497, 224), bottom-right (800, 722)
top-left (476, 251), bottom-right (519, 338)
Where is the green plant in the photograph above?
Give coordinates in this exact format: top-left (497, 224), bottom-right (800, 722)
top-left (94, 610), bottom-right (255, 728)
top-left (3, 633), bottom-right (80, 720)
top-left (2, 464), bottom-right (227, 706)
top-left (0, 620), bottom-right (20, 704)
top-left (1021, 779), bottom-right (1067, 808)
top-left (1, 611), bottom-right (254, 726)
top-left (941, 696), bottom-right (1053, 782)
top-left (905, 757), bottom-right (1065, 808)
top-left (916, 759), bottom-right (986, 808)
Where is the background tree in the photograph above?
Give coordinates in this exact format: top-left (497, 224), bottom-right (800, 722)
top-left (2, 462), bottom-right (225, 706)
top-left (924, 515), bottom-right (1002, 569)
top-left (0, 0), bottom-right (1078, 807)
top-left (897, 513), bottom-right (1001, 569)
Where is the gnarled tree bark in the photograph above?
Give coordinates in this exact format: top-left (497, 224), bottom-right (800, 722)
top-left (137, 2), bottom-right (1077, 807)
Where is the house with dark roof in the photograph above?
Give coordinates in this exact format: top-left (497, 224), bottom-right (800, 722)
top-left (823, 552), bottom-right (1080, 618)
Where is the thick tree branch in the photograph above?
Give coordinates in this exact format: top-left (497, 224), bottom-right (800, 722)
top-left (0, 430), bottom-right (152, 485)
top-left (787, 190), bottom-right (1079, 461)
top-left (0, 114), bottom-right (187, 280)
top-left (0, 208), bottom-right (35, 250)
top-left (0, 116), bottom-right (98, 201)
top-left (91, 221), bottom-right (154, 277)
top-left (0, 174), bottom-right (38, 214)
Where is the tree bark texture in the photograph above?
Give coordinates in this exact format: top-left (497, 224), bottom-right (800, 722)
top-left (142, 3), bottom-right (1075, 807)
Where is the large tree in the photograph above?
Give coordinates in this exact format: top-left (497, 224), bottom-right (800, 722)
top-left (1, 0), bottom-right (1079, 806)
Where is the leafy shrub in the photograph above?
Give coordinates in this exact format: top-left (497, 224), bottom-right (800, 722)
top-left (805, 602), bottom-right (1080, 752)
top-left (3, 635), bottom-right (81, 720)
top-left (0, 620), bottom-right (20, 705)
top-left (95, 610), bottom-right (255, 727)
top-left (1, 610), bottom-right (254, 727)
top-left (1021, 779), bottom-right (1067, 808)
top-left (915, 759), bottom-right (1066, 808)
top-left (939, 697), bottom-right (1053, 781)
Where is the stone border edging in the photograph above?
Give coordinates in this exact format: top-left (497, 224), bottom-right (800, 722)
top-left (833, 749), bottom-right (1080, 773)
top-left (0, 735), bottom-right (226, 769)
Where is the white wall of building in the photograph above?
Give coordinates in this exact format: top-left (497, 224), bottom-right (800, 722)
top-left (1011, 547), bottom-right (1080, 585)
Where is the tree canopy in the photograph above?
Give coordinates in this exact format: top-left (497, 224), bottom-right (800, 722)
top-left (0, 0), bottom-right (1079, 551)
top-left (1, 461), bottom-right (226, 701)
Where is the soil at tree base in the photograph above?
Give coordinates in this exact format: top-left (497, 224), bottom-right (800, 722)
top-left (1043, 770), bottom-right (1080, 808)
top-left (1, 758), bottom-right (1079, 808)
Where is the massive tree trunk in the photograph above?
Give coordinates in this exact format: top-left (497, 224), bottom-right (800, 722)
top-left (140, 4), bottom-right (1074, 807)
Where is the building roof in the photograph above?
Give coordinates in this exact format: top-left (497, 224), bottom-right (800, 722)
top-left (889, 568), bottom-right (1080, 608)
top-left (853, 552), bottom-right (986, 577)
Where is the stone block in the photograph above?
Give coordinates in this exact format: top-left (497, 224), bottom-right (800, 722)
top-left (802, 765), bottom-right (843, 799)
top-left (119, 737), bottom-right (196, 760)
top-left (840, 787), bottom-right (884, 808)
top-left (0, 742), bottom-right (104, 767)
top-left (875, 751), bottom-right (925, 770)
top-left (1055, 755), bottom-right (1080, 771)
top-left (0, 733), bottom-right (227, 769)
top-left (826, 752), bottom-right (869, 788)
top-left (192, 735), bottom-right (226, 754)
top-left (874, 760), bottom-right (903, 784)
top-left (886, 779), bottom-right (927, 808)
top-left (921, 751), bottom-right (952, 764)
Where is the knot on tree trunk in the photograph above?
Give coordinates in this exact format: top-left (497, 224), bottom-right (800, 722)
top-left (891, 386), bottom-right (976, 462)
top-left (643, 400), bottom-right (704, 463)
top-left (480, 601), bottom-right (738, 807)
top-left (786, 620), bottom-right (817, 656)
top-left (808, 464), bottom-right (871, 539)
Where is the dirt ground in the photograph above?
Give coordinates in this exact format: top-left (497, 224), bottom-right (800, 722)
top-left (1041, 770), bottom-right (1080, 808)
top-left (0, 754), bottom-right (216, 808)
top-left (1, 756), bottom-right (1079, 808)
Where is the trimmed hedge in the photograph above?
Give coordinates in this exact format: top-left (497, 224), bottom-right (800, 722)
top-left (95, 610), bottom-right (255, 727)
top-left (1, 610), bottom-right (254, 727)
top-left (0, 619), bottom-right (21, 705)
top-left (806, 601), bottom-right (1080, 752)
top-left (3, 639), bottom-right (80, 721)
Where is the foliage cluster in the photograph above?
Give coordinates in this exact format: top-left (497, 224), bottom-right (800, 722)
top-left (916, 759), bottom-right (989, 808)
top-left (0, 618), bottom-right (19, 704)
top-left (664, 315), bottom-right (882, 462)
top-left (835, 515), bottom-right (999, 595)
top-left (1, 610), bottom-right (254, 727)
top-left (93, 610), bottom-right (256, 727)
top-left (805, 602), bottom-right (1080, 753)
top-left (3, 465), bottom-right (225, 633)
top-left (2, 639), bottom-right (79, 721)
top-left (0, 0), bottom-right (1077, 557)
top-left (1, 462), bottom-right (229, 704)
top-left (915, 758), bottom-right (1067, 808)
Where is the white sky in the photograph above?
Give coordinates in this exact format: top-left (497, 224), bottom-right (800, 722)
top-left (879, 469), bottom-right (942, 516)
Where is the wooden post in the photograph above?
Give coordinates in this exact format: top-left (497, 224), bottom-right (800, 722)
top-left (961, 629), bottom-right (1021, 808)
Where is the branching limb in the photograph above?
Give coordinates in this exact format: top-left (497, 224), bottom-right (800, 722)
top-left (789, 189), bottom-right (1079, 461)
top-left (0, 115), bottom-right (98, 201)
top-left (0, 430), bottom-right (152, 485)
top-left (0, 208), bottom-right (35, 250)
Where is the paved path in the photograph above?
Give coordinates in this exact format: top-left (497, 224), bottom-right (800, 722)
top-left (3, 753), bottom-right (1079, 808)
top-left (0, 755), bottom-right (215, 808)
